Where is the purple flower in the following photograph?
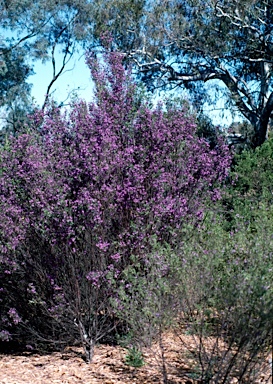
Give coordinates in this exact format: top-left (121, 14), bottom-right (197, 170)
top-left (111, 253), bottom-right (121, 262)
top-left (0, 330), bottom-right (11, 342)
top-left (8, 308), bottom-right (21, 325)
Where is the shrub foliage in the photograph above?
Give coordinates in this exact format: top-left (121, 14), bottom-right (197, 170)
top-left (0, 52), bottom-right (230, 362)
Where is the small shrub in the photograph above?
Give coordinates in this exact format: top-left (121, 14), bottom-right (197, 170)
top-left (125, 345), bottom-right (145, 368)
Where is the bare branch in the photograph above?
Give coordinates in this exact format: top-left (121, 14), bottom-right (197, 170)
top-left (42, 14), bottom-right (79, 110)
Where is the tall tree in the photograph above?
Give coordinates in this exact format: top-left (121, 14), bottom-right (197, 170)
top-left (92, 0), bottom-right (273, 147)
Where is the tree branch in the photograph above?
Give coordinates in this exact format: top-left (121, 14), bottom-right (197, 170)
top-left (42, 14), bottom-right (78, 110)
top-left (0, 16), bottom-right (54, 55)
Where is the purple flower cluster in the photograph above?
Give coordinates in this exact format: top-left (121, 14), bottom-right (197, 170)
top-left (0, 51), bottom-right (231, 342)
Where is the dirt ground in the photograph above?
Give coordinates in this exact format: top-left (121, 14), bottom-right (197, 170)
top-left (0, 332), bottom-right (271, 384)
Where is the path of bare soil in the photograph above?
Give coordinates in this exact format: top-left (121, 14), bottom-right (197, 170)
top-left (0, 332), bottom-right (271, 384)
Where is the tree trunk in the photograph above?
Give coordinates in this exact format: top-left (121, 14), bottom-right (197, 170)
top-left (253, 116), bottom-right (270, 148)
top-left (84, 338), bottom-right (95, 363)
top-left (76, 318), bottom-right (95, 363)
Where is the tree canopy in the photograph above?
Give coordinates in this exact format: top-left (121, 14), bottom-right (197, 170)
top-left (0, 0), bottom-right (97, 130)
top-left (1, 0), bottom-right (273, 147)
top-left (92, 0), bottom-right (273, 147)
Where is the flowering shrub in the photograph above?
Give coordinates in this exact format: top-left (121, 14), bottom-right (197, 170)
top-left (0, 51), bottom-right (230, 361)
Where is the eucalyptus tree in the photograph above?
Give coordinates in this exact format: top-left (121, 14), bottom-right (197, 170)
top-left (92, 0), bottom-right (273, 147)
top-left (0, 0), bottom-right (96, 131)
top-left (2, 0), bottom-right (273, 146)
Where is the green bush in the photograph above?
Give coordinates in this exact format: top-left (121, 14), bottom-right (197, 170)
top-left (223, 138), bottom-right (273, 229)
top-left (125, 346), bottom-right (145, 368)
top-left (174, 209), bottom-right (273, 383)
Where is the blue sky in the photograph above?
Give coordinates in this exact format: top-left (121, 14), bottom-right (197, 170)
top-left (27, 49), bottom-right (241, 128)
top-left (28, 49), bottom-right (95, 108)
top-left (1, 28), bottom-right (242, 129)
